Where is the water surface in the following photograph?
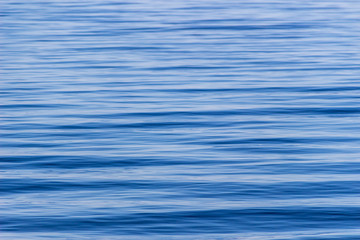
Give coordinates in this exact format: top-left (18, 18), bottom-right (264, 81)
top-left (1, 0), bottom-right (360, 239)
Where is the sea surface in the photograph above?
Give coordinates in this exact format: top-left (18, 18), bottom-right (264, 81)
top-left (1, 0), bottom-right (360, 239)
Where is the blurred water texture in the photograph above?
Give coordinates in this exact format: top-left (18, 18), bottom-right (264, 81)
top-left (1, 0), bottom-right (360, 239)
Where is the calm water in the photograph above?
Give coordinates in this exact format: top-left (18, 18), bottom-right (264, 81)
top-left (1, 0), bottom-right (360, 239)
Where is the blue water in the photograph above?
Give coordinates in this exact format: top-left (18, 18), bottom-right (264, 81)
top-left (1, 0), bottom-right (360, 239)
